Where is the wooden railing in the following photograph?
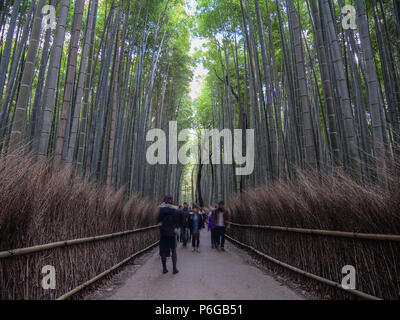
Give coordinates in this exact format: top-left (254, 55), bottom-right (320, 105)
top-left (228, 222), bottom-right (400, 241)
top-left (0, 225), bottom-right (159, 259)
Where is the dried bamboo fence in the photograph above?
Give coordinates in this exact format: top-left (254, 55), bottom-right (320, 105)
top-left (0, 225), bottom-right (159, 300)
top-left (227, 222), bottom-right (400, 300)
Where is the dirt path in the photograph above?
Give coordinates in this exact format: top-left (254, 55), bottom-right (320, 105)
top-left (97, 231), bottom-right (305, 300)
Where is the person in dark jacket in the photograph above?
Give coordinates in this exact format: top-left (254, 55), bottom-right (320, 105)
top-left (208, 209), bottom-right (217, 248)
top-left (180, 202), bottom-right (190, 247)
top-left (188, 204), bottom-right (205, 252)
top-left (158, 195), bottom-right (180, 274)
top-left (212, 201), bottom-right (229, 251)
top-left (177, 205), bottom-right (183, 242)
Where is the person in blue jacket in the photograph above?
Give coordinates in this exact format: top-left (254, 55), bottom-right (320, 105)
top-left (188, 204), bottom-right (205, 252)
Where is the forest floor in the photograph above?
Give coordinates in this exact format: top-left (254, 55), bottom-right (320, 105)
top-left (85, 231), bottom-right (308, 300)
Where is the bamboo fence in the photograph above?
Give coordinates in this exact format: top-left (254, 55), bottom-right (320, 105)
top-left (0, 225), bottom-right (159, 259)
top-left (228, 222), bottom-right (400, 241)
top-left (225, 234), bottom-right (381, 300)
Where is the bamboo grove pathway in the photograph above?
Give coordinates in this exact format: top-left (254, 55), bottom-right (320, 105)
top-left (89, 231), bottom-right (305, 300)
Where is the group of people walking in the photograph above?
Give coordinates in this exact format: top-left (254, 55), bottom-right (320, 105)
top-left (157, 195), bottom-right (229, 274)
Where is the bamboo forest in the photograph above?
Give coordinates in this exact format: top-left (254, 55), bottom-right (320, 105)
top-left (1, 0), bottom-right (400, 301)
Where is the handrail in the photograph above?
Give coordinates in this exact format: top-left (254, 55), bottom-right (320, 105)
top-left (0, 224), bottom-right (160, 259)
top-left (56, 240), bottom-right (159, 300)
top-left (225, 234), bottom-right (382, 300)
top-left (228, 222), bottom-right (400, 241)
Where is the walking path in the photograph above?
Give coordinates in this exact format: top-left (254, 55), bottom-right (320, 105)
top-left (97, 231), bottom-right (305, 300)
